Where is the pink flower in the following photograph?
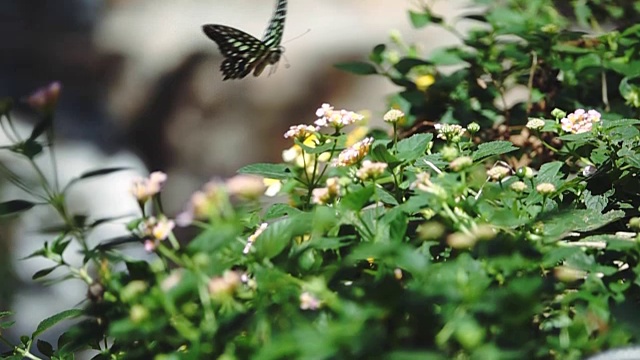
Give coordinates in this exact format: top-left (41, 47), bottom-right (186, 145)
top-left (560, 109), bottom-right (601, 134)
top-left (314, 103), bottom-right (364, 129)
top-left (335, 137), bottom-right (374, 166)
top-left (26, 82), bottom-right (62, 113)
top-left (130, 171), bottom-right (167, 202)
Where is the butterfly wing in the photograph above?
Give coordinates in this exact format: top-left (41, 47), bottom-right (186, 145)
top-left (202, 25), bottom-right (268, 80)
top-left (261, 0), bottom-right (287, 48)
top-left (202, 0), bottom-right (288, 80)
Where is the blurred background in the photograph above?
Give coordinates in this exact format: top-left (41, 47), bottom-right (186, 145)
top-left (0, 0), bottom-right (467, 350)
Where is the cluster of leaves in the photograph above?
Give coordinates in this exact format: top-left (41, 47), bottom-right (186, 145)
top-left (1, 1), bottom-right (640, 360)
top-left (2, 102), bottom-right (640, 360)
top-left (337, 0), bottom-right (640, 128)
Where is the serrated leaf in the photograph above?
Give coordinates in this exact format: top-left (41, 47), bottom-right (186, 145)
top-left (376, 188), bottom-right (399, 206)
top-left (334, 61), bottom-right (378, 75)
top-left (238, 163), bottom-right (292, 180)
top-left (264, 203), bottom-right (302, 219)
top-left (471, 141), bottom-right (518, 161)
top-left (536, 161), bottom-right (563, 184)
top-left (370, 144), bottom-right (400, 168)
top-left (542, 209), bottom-right (625, 236)
top-left (32, 309), bottom-right (82, 338)
top-left (602, 118), bottom-right (640, 129)
top-left (0, 199), bottom-right (38, 216)
top-left (254, 218), bottom-right (296, 259)
top-left (625, 155), bottom-right (640, 169)
top-left (397, 133), bottom-right (432, 161)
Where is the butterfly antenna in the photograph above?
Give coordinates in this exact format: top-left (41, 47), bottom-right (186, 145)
top-left (283, 28), bottom-right (311, 45)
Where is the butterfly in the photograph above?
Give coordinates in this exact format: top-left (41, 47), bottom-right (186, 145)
top-left (202, 0), bottom-right (287, 80)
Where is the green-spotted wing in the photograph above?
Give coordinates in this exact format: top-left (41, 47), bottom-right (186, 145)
top-left (202, 0), bottom-right (287, 80)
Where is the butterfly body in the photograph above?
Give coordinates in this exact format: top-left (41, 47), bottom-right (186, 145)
top-left (202, 0), bottom-right (287, 80)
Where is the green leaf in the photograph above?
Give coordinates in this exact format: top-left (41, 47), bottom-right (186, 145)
top-left (0, 320), bottom-right (16, 329)
top-left (339, 186), bottom-right (375, 211)
top-left (536, 161), bottom-right (564, 184)
top-left (369, 44), bottom-right (386, 64)
top-left (0, 311), bottom-right (12, 319)
top-left (428, 48), bottom-right (465, 66)
top-left (370, 144), bottom-right (400, 168)
top-left (397, 133), bottom-right (432, 161)
top-left (334, 61), bottom-right (378, 75)
top-left (238, 163), bottom-right (292, 180)
top-left (376, 188), bottom-right (399, 206)
top-left (386, 351), bottom-right (447, 360)
top-left (295, 138), bottom-right (336, 155)
top-left (0, 199), bottom-right (38, 217)
top-left (37, 339), bottom-right (54, 357)
top-left (264, 203), bottom-right (302, 219)
top-left (308, 236), bottom-right (356, 250)
top-left (542, 209), bottom-right (625, 236)
top-left (472, 141), bottom-right (517, 162)
top-left (187, 225), bottom-right (237, 253)
top-left (625, 154), bottom-right (640, 169)
top-left (602, 118), bottom-right (640, 129)
top-left (576, 234), bottom-right (637, 251)
top-left (394, 58), bottom-right (432, 75)
top-left (32, 266), bottom-right (59, 280)
top-left (32, 309), bottom-right (82, 338)
top-left (66, 167), bottom-right (130, 189)
top-left (408, 10), bottom-right (435, 28)
top-left (583, 189), bottom-right (610, 213)
top-left (254, 218), bottom-right (296, 259)
top-left (52, 236), bottom-right (71, 256)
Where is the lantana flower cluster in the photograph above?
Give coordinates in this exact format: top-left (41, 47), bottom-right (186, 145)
top-left (435, 123), bottom-right (466, 142)
top-left (314, 103), bottom-right (364, 130)
top-left (560, 109), bottom-right (601, 134)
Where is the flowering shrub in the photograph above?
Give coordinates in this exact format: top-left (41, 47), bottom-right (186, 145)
top-left (2, 1), bottom-right (640, 359)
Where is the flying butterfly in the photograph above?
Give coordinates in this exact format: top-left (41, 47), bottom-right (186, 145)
top-left (202, 0), bottom-right (287, 80)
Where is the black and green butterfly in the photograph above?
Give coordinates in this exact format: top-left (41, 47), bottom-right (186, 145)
top-left (202, 0), bottom-right (287, 80)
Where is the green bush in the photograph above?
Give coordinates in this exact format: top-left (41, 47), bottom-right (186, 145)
top-left (2, 1), bottom-right (640, 359)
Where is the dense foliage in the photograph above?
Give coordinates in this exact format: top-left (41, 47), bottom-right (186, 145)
top-left (2, 1), bottom-right (640, 359)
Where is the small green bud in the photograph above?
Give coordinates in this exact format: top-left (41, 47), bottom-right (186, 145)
top-left (130, 304), bottom-right (149, 323)
top-left (466, 122), bottom-right (480, 134)
top-left (551, 108), bottom-right (566, 119)
top-left (516, 166), bottom-right (535, 179)
top-left (441, 145), bottom-right (458, 161)
top-left (628, 217), bottom-right (640, 232)
top-left (449, 156), bottom-right (473, 172)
